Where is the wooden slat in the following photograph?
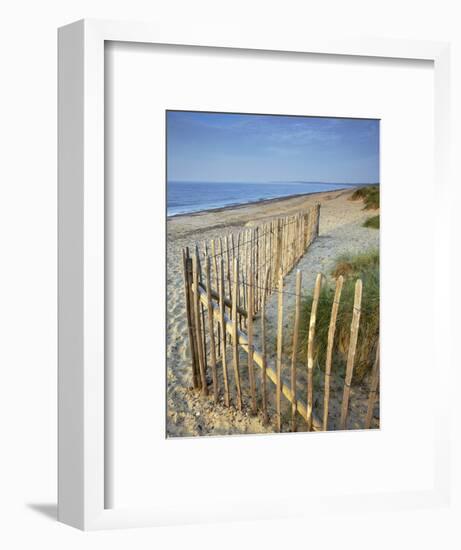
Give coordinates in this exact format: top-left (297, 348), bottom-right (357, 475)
top-left (192, 251), bottom-right (208, 396)
top-left (276, 269), bottom-right (284, 432)
top-left (243, 229), bottom-right (251, 328)
top-left (260, 266), bottom-right (270, 425)
top-left (205, 255), bottom-right (219, 402)
top-left (307, 273), bottom-right (323, 431)
top-left (274, 219), bottom-right (282, 282)
top-left (182, 248), bottom-right (199, 389)
top-left (247, 247), bottom-right (257, 414)
top-left (226, 235), bottom-right (232, 315)
top-left (196, 245), bottom-right (207, 367)
top-left (237, 231), bottom-right (243, 330)
top-left (231, 258), bottom-right (242, 410)
top-left (339, 279), bottom-right (363, 430)
top-left (315, 203), bottom-right (320, 237)
top-left (365, 341), bottom-right (380, 429)
top-left (211, 239), bottom-right (221, 356)
top-left (198, 283), bottom-right (248, 318)
top-left (219, 258), bottom-right (230, 406)
top-left (290, 270), bottom-right (302, 432)
top-left (323, 275), bottom-right (344, 431)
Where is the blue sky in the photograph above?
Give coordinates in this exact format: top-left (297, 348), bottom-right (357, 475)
top-left (166, 111), bottom-right (379, 184)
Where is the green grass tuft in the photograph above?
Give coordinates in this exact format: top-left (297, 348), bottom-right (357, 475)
top-left (331, 250), bottom-right (379, 279)
top-left (350, 185), bottom-right (380, 210)
top-left (363, 215), bottom-right (380, 229)
top-left (297, 250), bottom-right (379, 384)
top-left (350, 187), bottom-right (368, 201)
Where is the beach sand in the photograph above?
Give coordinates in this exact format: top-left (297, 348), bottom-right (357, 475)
top-left (167, 188), bottom-right (379, 437)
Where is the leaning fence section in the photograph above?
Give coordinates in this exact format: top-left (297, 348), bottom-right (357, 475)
top-left (181, 205), bottom-right (379, 432)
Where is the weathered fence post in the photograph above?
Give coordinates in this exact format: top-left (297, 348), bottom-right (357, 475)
top-left (211, 239), bottom-right (221, 355)
top-left (314, 203), bottom-right (320, 237)
top-left (339, 279), bottom-right (363, 430)
top-left (226, 235), bottom-right (232, 317)
top-left (276, 269), bottom-right (284, 432)
top-left (195, 245), bottom-right (207, 364)
top-left (247, 248), bottom-right (257, 414)
top-left (303, 212), bottom-right (309, 250)
top-left (192, 250), bottom-right (208, 396)
top-left (290, 270), bottom-right (302, 432)
top-left (205, 255), bottom-right (219, 402)
top-left (307, 273), bottom-right (323, 431)
top-left (231, 257), bottom-right (243, 410)
top-left (365, 341), bottom-right (380, 429)
top-left (323, 275), bottom-right (344, 431)
top-left (274, 219), bottom-right (282, 282)
top-left (260, 266), bottom-right (270, 425)
top-left (182, 248), bottom-right (200, 389)
top-left (219, 258), bottom-right (230, 406)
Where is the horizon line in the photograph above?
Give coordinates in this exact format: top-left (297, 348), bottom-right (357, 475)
top-left (167, 179), bottom-right (380, 186)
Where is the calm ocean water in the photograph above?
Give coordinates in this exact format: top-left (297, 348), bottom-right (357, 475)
top-left (167, 181), bottom-right (350, 217)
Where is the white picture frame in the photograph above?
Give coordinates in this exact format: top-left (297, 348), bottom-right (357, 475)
top-left (58, 19), bottom-right (452, 530)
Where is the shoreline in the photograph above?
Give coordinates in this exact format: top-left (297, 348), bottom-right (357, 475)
top-left (167, 187), bottom-right (360, 240)
top-left (167, 186), bottom-right (359, 219)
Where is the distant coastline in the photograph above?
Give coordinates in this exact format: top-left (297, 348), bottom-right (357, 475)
top-left (167, 181), bottom-right (377, 218)
top-left (166, 187), bottom-right (352, 219)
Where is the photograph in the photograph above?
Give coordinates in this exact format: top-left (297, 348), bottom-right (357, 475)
top-left (166, 110), bottom-right (380, 437)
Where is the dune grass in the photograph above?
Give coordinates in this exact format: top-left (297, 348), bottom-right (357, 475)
top-left (332, 250), bottom-right (379, 278)
top-left (350, 185), bottom-right (380, 210)
top-left (350, 187), bottom-right (368, 201)
top-left (363, 215), bottom-right (380, 229)
top-left (297, 250), bottom-right (379, 384)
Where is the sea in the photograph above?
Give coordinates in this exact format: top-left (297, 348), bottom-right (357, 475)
top-left (167, 181), bottom-right (352, 217)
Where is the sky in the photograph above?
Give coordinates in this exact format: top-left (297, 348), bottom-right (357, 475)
top-left (166, 111), bottom-right (379, 184)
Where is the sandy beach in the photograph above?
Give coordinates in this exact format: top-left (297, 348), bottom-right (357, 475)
top-left (166, 188), bottom-right (379, 437)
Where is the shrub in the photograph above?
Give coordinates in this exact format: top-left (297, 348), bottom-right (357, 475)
top-left (297, 250), bottom-right (379, 384)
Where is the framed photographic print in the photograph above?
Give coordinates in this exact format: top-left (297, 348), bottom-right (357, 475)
top-left (58, 19), bottom-right (452, 530)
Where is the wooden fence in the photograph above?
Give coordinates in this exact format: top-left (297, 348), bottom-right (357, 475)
top-left (181, 206), bottom-right (379, 432)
